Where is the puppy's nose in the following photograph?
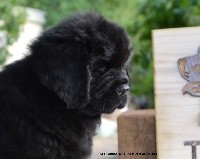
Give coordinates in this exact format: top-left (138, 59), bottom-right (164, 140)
top-left (116, 84), bottom-right (130, 96)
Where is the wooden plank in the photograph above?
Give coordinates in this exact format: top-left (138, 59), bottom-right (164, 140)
top-left (117, 110), bottom-right (156, 159)
top-left (152, 27), bottom-right (200, 159)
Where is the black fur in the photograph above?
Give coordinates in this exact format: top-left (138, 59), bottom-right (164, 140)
top-left (0, 12), bottom-right (132, 159)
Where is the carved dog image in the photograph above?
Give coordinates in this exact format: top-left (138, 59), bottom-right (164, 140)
top-left (178, 47), bottom-right (200, 96)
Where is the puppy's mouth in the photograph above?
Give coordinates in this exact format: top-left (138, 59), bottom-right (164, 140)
top-left (100, 95), bottom-right (128, 112)
top-left (99, 103), bottom-right (126, 114)
top-left (117, 103), bottom-right (126, 109)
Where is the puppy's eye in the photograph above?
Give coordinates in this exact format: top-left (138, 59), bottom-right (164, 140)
top-left (98, 66), bottom-right (106, 73)
top-left (92, 66), bottom-right (106, 76)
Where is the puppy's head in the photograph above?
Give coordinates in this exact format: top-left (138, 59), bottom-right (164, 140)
top-left (30, 12), bottom-right (132, 114)
top-left (87, 17), bottom-right (132, 114)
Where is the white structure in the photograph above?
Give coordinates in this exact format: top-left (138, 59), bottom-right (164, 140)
top-left (6, 8), bottom-right (45, 64)
top-left (0, 31), bottom-right (7, 49)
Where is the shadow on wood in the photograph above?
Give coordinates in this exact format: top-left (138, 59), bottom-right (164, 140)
top-left (117, 110), bottom-right (156, 159)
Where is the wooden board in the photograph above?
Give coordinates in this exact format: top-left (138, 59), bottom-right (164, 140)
top-left (118, 110), bottom-right (156, 159)
top-left (152, 27), bottom-right (200, 159)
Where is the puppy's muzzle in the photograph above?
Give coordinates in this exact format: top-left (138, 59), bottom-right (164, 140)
top-left (116, 84), bottom-right (130, 96)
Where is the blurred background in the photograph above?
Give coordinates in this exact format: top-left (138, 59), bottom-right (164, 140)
top-left (1, 0), bottom-right (200, 158)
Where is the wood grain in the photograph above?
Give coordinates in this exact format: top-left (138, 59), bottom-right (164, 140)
top-left (118, 110), bottom-right (156, 159)
top-left (152, 27), bottom-right (200, 159)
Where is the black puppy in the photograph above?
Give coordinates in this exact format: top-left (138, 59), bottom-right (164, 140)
top-left (0, 12), bottom-right (132, 159)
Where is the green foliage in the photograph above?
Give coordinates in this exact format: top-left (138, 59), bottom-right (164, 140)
top-left (0, 49), bottom-right (7, 65)
top-left (25, 0), bottom-right (136, 28)
top-left (0, 0), bottom-right (26, 65)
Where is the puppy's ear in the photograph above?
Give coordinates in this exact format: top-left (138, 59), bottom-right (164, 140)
top-left (30, 39), bottom-right (90, 109)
